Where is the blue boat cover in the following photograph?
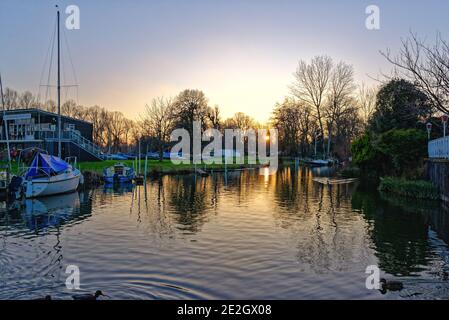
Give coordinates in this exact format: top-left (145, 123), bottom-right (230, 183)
top-left (25, 153), bottom-right (70, 179)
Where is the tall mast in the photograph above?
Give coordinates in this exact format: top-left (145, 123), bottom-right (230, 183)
top-left (57, 6), bottom-right (62, 158)
top-left (0, 73), bottom-right (11, 170)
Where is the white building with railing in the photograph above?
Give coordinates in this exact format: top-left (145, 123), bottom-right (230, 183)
top-left (0, 108), bottom-right (102, 161)
top-left (428, 136), bottom-right (449, 159)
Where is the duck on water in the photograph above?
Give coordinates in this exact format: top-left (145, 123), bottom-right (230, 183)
top-left (379, 278), bottom-right (404, 294)
top-left (33, 291), bottom-right (109, 300)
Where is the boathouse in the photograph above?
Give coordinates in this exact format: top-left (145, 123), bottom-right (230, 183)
top-left (0, 108), bottom-right (102, 161)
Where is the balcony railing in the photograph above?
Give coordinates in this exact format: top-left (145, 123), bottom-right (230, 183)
top-left (1, 129), bottom-right (103, 160)
top-left (428, 136), bottom-right (449, 158)
top-left (43, 130), bottom-right (102, 158)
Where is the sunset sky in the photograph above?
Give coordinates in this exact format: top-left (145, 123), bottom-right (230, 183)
top-left (2, 0), bottom-right (449, 122)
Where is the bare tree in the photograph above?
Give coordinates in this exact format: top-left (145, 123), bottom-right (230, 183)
top-left (324, 61), bottom-right (356, 156)
top-left (141, 97), bottom-right (176, 161)
top-left (44, 99), bottom-right (57, 113)
top-left (290, 55), bottom-right (333, 156)
top-left (271, 98), bottom-right (301, 156)
top-left (19, 91), bottom-right (36, 108)
top-left (173, 89), bottom-right (210, 159)
top-left (272, 97), bottom-right (316, 157)
top-left (381, 32), bottom-right (449, 113)
top-left (122, 118), bottom-right (136, 153)
top-left (3, 88), bottom-right (19, 110)
top-left (86, 105), bottom-right (107, 147)
top-left (230, 112), bottom-right (255, 132)
top-left (207, 105), bottom-right (221, 129)
top-left (61, 100), bottom-right (77, 118)
top-left (357, 83), bottom-right (377, 126)
top-left (334, 105), bottom-right (364, 158)
top-left (106, 111), bottom-right (127, 153)
top-left (173, 89), bottom-right (210, 129)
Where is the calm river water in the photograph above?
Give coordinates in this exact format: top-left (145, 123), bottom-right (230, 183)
top-left (1, 166), bottom-right (449, 299)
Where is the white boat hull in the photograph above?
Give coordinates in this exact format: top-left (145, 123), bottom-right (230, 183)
top-left (25, 169), bottom-right (81, 198)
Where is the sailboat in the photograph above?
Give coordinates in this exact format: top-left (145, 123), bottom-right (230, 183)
top-left (20, 7), bottom-right (81, 198)
top-left (23, 152), bottom-right (81, 198)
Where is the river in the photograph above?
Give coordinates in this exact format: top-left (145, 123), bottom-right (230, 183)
top-left (1, 166), bottom-right (449, 299)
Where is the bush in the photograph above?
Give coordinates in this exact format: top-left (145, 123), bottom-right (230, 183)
top-left (351, 129), bottom-right (427, 179)
top-left (377, 129), bottom-right (427, 178)
top-left (378, 177), bottom-right (439, 200)
top-left (351, 133), bottom-right (384, 168)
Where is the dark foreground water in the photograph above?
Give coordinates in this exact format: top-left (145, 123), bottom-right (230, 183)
top-left (1, 166), bottom-right (449, 300)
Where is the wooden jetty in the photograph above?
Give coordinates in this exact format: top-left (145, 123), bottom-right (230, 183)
top-left (312, 177), bottom-right (358, 185)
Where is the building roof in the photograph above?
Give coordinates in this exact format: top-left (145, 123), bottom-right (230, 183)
top-left (1, 108), bottom-right (92, 125)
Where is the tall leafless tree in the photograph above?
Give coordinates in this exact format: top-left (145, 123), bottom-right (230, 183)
top-left (141, 97), bottom-right (176, 161)
top-left (3, 88), bottom-right (19, 110)
top-left (357, 83), bottom-right (378, 127)
top-left (19, 91), bottom-right (36, 108)
top-left (290, 55), bottom-right (333, 156)
top-left (207, 105), bottom-right (222, 129)
top-left (324, 61), bottom-right (356, 156)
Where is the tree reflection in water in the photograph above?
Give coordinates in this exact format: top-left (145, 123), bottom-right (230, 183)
top-left (3, 167), bottom-right (449, 299)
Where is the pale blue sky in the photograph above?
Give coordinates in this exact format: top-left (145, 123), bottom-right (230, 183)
top-left (1, 0), bottom-right (449, 121)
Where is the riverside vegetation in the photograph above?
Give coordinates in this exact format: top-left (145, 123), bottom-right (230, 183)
top-left (350, 79), bottom-right (439, 199)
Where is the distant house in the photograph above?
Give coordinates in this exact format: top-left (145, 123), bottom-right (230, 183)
top-left (0, 108), bottom-right (102, 161)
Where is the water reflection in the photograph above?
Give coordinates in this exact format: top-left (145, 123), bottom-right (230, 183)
top-left (0, 191), bottom-right (92, 232)
top-left (1, 167), bottom-right (449, 299)
top-left (103, 182), bottom-right (134, 195)
top-left (353, 188), bottom-right (449, 279)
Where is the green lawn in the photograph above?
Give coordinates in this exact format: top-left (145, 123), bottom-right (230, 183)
top-left (0, 157), bottom-right (263, 176)
top-left (78, 158), bottom-right (260, 174)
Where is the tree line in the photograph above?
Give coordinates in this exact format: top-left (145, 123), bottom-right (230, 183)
top-left (1, 54), bottom-right (382, 162)
top-left (272, 55), bottom-right (377, 160)
top-left (1, 87), bottom-right (265, 158)
top-left (5, 30), bottom-right (448, 163)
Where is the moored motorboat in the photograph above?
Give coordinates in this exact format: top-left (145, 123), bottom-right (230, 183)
top-left (103, 163), bottom-right (135, 183)
top-left (22, 153), bottom-right (81, 198)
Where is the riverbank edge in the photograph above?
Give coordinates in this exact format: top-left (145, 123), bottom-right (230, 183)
top-left (378, 176), bottom-right (440, 200)
top-left (80, 162), bottom-right (267, 186)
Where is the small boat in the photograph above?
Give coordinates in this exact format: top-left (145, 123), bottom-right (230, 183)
top-left (103, 163), bottom-right (135, 183)
top-left (22, 153), bottom-right (81, 198)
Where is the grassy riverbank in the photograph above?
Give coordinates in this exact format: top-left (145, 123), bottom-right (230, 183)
top-left (79, 159), bottom-right (260, 174)
top-left (378, 176), bottom-right (440, 200)
top-left (1, 158), bottom-right (263, 176)
top-left (0, 159), bottom-right (264, 187)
